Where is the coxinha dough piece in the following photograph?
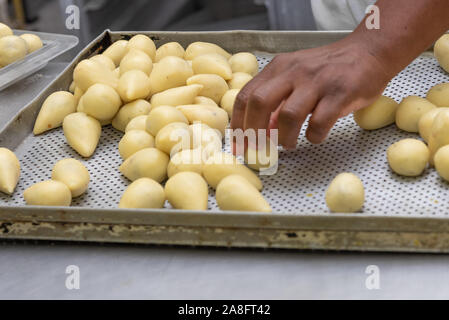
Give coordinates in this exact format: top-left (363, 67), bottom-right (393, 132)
top-left (353, 95), bottom-right (398, 130)
top-left (146, 105), bottom-right (189, 136)
top-left (220, 89), bottom-right (239, 117)
top-left (167, 148), bottom-right (205, 178)
top-left (202, 152), bottom-right (262, 191)
top-left (0, 23), bottom-right (13, 38)
top-left (112, 99), bottom-right (152, 132)
top-left (63, 112), bottom-right (101, 158)
top-left (228, 52), bottom-right (259, 76)
top-left (434, 145), bottom-right (449, 182)
top-left (149, 56), bottom-right (193, 94)
top-left (103, 40), bottom-right (128, 66)
top-left (165, 172), bottom-right (208, 210)
top-left (155, 42), bottom-right (185, 62)
top-left (325, 173), bottom-right (365, 213)
top-left (117, 70), bottom-right (151, 103)
top-left (387, 139), bottom-right (429, 177)
top-left (434, 34), bottom-right (449, 74)
top-left (216, 174), bottom-right (271, 212)
top-left (24, 180), bottom-right (72, 206)
top-left (73, 59), bottom-right (118, 92)
top-left (186, 74), bottom-right (229, 104)
top-left (428, 108), bottom-right (449, 165)
top-left (34, 91), bottom-right (77, 135)
top-left (119, 129), bottom-right (155, 160)
top-left (51, 159), bottom-right (90, 197)
top-left (184, 41), bottom-right (231, 60)
top-left (176, 104), bottom-right (229, 136)
top-left (395, 96), bottom-right (436, 133)
top-left (0, 35), bottom-right (28, 66)
top-left (120, 147), bottom-right (169, 183)
top-left (150, 84), bottom-right (203, 108)
top-left (125, 115), bottom-right (147, 132)
top-left (192, 53), bottom-right (233, 80)
top-left (119, 48), bottom-right (153, 76)
top-left (126, 34), bottom-right (156, 61)
top-left (90, 54), bottom-right (115, 71)
top-left (418, 108), bottom-right (448, 143)
top-left (20, 34), bottom-right (43, 53)
top-left (82, 83), bottom-right (122, 121)
top-left (0, 148), bottom-right (20, 195)
top-left (119, 178), bottom-right (165, 209)
top-left (426, 83), bottom-right (449, 108)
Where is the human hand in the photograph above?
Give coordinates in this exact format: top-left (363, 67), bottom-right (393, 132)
top-left (230, 39), bottom-right (394, 148)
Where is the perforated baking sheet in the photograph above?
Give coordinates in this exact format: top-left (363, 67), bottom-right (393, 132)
top-left (1, 51), bottom-right (448, 217)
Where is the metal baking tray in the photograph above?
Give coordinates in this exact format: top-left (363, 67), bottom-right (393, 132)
top-left (0, 30), bottom-right (78, 91)
top-left (1, 30), bottom-right (449, 253)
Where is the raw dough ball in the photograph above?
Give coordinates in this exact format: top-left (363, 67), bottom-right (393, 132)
top-left (427, 83), bottom-right (449, 107)
top-left (228, 52), bottom-right (259, 76)
top-left (387, 139), bottom-right (429, 176)
top-left (227, 72), bottom-right (253, 90)
top-left (112, 99), bottom-right (151, 132)
top-left (434, 145), bottom-right (449, 182)
top-left (119, 178), bottom-right (165, 209)
top-left (90, 54), bottom-right (116, 71)
top-left (418, 108), bottom-right (448, 142)
top-left (395, 96), bottom-right (436, 133)
top-left (192, 53), bottom-right (233, 80)
top-left (220, 89), bottom-right (239, 117)
top-left (24, 180), bottom-right (72, 206)
top-left (0, 148), bottom-right (20, 195)
top-left (149, 56), bottom-right (193, 94)
top-left (165, 172), bottom-right (208, 210)
top-left (184, 41), bottom-right (231, 60)
top-left (244, 136), bottom-right (278, 172)
top-left (146, 105), bottom-right (188, 136)
top-left (0, 35), bottom-right (28, 66)
top-left (155, 42), bottom-right (185, 62)
top-left (216, 174), bottom-right (271, 212)
top-left (353, 95), bottom-right (398, 130)
top-left (119, 48), bottom-right (153, 76)
top-left (435, 34), bottom-right (449, 73)
top-left (0, 23), bottom-right (13, 38)
top-left (325, 173), bottom-right (364, 213)
top-left (119, 148), bottom-right (169, 182)
top-left (52, 159), bottom-right (90, 197)
top-left (82, 83), bottom-right (122, 121)
top-left (186, 74), bottom-right (228, 104)
top-left (117, 70), bottom-right (151, 103)
top-left (20, 34), bottom-right (43, 53)
top-left (155, 122), bottom-right (192, 155)
top-left (119, 130), bottom-right (155, 160)
top-left (125, 115), bottom-right (147, 132)
top-left (103, 40), bottom-right (128, 66)
top-left (126, 34), bottom-right (156, 61)
top-left (33, 91), bottom-right (77, 135)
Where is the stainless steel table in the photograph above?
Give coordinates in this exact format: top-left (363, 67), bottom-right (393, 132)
top-left (1, 63), bottom-right (449, 300)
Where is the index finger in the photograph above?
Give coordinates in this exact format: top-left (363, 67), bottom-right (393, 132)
top-left (230, 56), bottom-right (283, 130)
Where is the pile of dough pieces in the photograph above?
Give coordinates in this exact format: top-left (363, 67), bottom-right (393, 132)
top-left (0, 23), bottom-right (43, 68)
top-left (1, 34), bottom-right (274, 212)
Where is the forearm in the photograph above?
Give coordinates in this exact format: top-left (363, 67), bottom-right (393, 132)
top-left (347, 0), bottom-right (449, 78)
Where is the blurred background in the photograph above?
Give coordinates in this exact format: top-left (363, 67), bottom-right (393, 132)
top-left (1, 0), bottom-right (317, 48)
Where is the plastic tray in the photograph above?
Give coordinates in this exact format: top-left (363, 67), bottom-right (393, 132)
top-left (0, 30), bottom-right (78, 91)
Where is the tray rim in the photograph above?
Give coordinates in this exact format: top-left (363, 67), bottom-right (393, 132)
top-left (0, 29), bottom-right (446, 253)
